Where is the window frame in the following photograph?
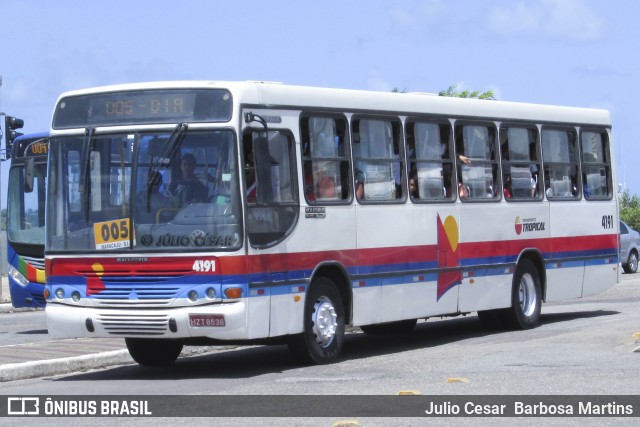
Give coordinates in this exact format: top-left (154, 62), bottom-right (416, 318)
top-left (405, 117), bottom-right (455, 203)
top-left (350, 115), bottom-right (405, 204)
top-left (300, 112), bottom-right (352, 205)
top-left (454, 121), bottom-right (500, 202)
top-left (242, 128), bottom-right (300, 249)
top-left (541, 126), bottom-right (580, 201)
top-left (499, 123), bottom-right (543, 202)
top-left (579, 127), bottom-right (613, 201)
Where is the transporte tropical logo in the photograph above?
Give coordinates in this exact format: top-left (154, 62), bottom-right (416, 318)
top-left (514, 216), bottom-right (546, 235)
top-left (515, 216), bottom-right (523, 235)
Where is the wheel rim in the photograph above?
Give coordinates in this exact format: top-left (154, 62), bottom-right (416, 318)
top-left (630, 254), bottom-right (638, 272)
top-left (311, 296), bottom-right (338, 348)
top-left (518, 272), bottom-right (537, 317)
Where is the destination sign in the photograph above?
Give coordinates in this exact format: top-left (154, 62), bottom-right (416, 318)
top-left (28, 141), bottom-right (48, 156)
top-left (53, 89), bottom-right (232, 128)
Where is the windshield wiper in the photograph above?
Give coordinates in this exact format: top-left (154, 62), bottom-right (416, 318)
top-left (144, 123), bottom-right (188, 213)
top-left (147, 123), bottom-right (188, 186)
top-left (79, 127), bottom-right (96, 221)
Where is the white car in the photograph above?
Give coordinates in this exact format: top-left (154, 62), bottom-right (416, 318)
top-left (620, 220), bottom-right (639, 273)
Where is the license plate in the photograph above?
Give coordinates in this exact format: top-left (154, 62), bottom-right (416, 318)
top-left (189, 314), bottom-right (225, 327)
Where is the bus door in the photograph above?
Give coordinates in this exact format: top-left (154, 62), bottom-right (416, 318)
top-left (455, 123), bottom-right (512, 313)
top-left (407, 120), bottom-right (459, 318)
top-left (542, 127), bottom-right (585, 300)
top-left (242, 115), bottom-right (300, 337)
top-left (352, 118), bottom-right (434, 325)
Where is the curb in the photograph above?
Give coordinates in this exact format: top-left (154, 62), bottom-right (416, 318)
top-left (0, 345), bottom-right (238, 382)
top-left (0, 350), bottom-right (133, 382)
top-left (0, 302), bottom-right (41, 314)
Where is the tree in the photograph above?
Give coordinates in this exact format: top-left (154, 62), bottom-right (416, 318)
top-left (619, 189), bottom-right (640, 230)
top-left (439, 84), bottom-right (496, 100)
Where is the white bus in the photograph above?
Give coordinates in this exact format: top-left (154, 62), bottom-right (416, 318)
top-left (44, 81), bottom-right (619, 365)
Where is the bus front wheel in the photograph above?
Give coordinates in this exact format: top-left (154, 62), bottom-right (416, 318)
top-left (500, 259), bottom-right (542, 330)
top-left (288, 278), bottom-right (345, 365)
top-left (125, 338), bottom-right (183, 366)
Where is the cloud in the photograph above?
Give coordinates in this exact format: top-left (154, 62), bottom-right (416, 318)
top-left (366, 69), bottom-right (392, 92)
top-left (387, 0), bottom-right (450, 39)
top-left (487, 0), bottom-right (605, 42)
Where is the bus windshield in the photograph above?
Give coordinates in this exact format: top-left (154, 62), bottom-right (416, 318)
top-left (46, 129), bottom-right (242, 253)
top-left (7, 137), bottom-right (48, 250)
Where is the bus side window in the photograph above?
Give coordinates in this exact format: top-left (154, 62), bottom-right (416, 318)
top-left (244, 130), bottom-right (299, 247)
top-left (301, 115), bottom-right (350, 204)
top-left (406, 120), bottom-right (453, 201)
top-left (455, 123), bottom-right (499, 200)
top-left (542, 128), bottom-right (579, 199)
top-left (580, 130), bottom-right (611, 199)
top-left (500, 126), bottom-right (541, 200)
top-left (352, 118), bottom-right (403, 202)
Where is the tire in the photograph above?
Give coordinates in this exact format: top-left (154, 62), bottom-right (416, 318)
top-left (499, 259), bottom-right (542, 330)
top-left (623, 251), bottom-right (638, 274)
top-left (288, 277), bottom-right (345, 365)
top-left (360, 319), bottom-right (417, 335)
top-left (125, 338), bottom-right (183, 366)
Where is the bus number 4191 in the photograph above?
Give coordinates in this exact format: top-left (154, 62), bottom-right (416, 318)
top-left (602, 214), bottom-right (614, 230)
top-left (192, 259), bottom-right (216, 272)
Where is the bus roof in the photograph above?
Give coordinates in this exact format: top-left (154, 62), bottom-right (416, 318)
top-left (14, 132), bottom-right (49, 142)
top-left (53, 80), bottom-right (612, 128)
top-left (11, 132), bottom-right (49, 160)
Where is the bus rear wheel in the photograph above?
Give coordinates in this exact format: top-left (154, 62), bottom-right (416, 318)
top-left (288, 278), bottom-right (345, 365)
top-left (125, 338), bottom-right (183, 366)
top-left (500, 259), bottom-right (541, 330)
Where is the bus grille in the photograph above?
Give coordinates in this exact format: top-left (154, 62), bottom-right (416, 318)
top-left (96, 313), bottom-right (169, 335)
top-left (22, 255), bottom-right (45, 270)
top-left (92, 284), bottom-right (181, 304)
top-left (89, 276), bottom-right (183, 304)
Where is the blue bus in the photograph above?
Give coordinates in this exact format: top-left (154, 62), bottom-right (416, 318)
top-left (6, 132), bottom-right (48, 307)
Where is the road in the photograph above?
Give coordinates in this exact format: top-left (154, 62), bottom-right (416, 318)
top-left (0, 273), bottom-right (638, 426)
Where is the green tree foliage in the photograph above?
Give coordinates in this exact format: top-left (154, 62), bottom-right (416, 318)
top-left (619, 189), bottom-right (640, 230)
top-left (439, 84), bottom-right (496, 100)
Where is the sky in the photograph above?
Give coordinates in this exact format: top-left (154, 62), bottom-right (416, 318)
top-left (1, 0), bottom-right (639, 206)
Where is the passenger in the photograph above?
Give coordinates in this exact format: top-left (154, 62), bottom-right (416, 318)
top-left (409, 175), bottom-right (419, 199)
top-left (317, 172), bottom-right (336, 199)
top-left (355, 170), bottom-right (365, 201)
top-left (503, 175), bottom-right (513, 199)
top-left (458, 182), bottom-right (469, 199)
top-left (169, 153), bottom-right (208, 206)
top-left (355, 181), bottom-right (364, 201)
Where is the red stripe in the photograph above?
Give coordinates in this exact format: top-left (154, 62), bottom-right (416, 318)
top-left (47, 233), bottom-right (618, 277)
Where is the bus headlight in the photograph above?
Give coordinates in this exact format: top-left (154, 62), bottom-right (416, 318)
top-left (8, 265), bottom-right (29, 287)
top-left (71, 291), bottom-right (81, 302)
top-left (188, 290), bottom-right (198, 302)
top-left (206, 287), bottom-right (216, 299)
top-left (55, 288), bottom-right (65, 299)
